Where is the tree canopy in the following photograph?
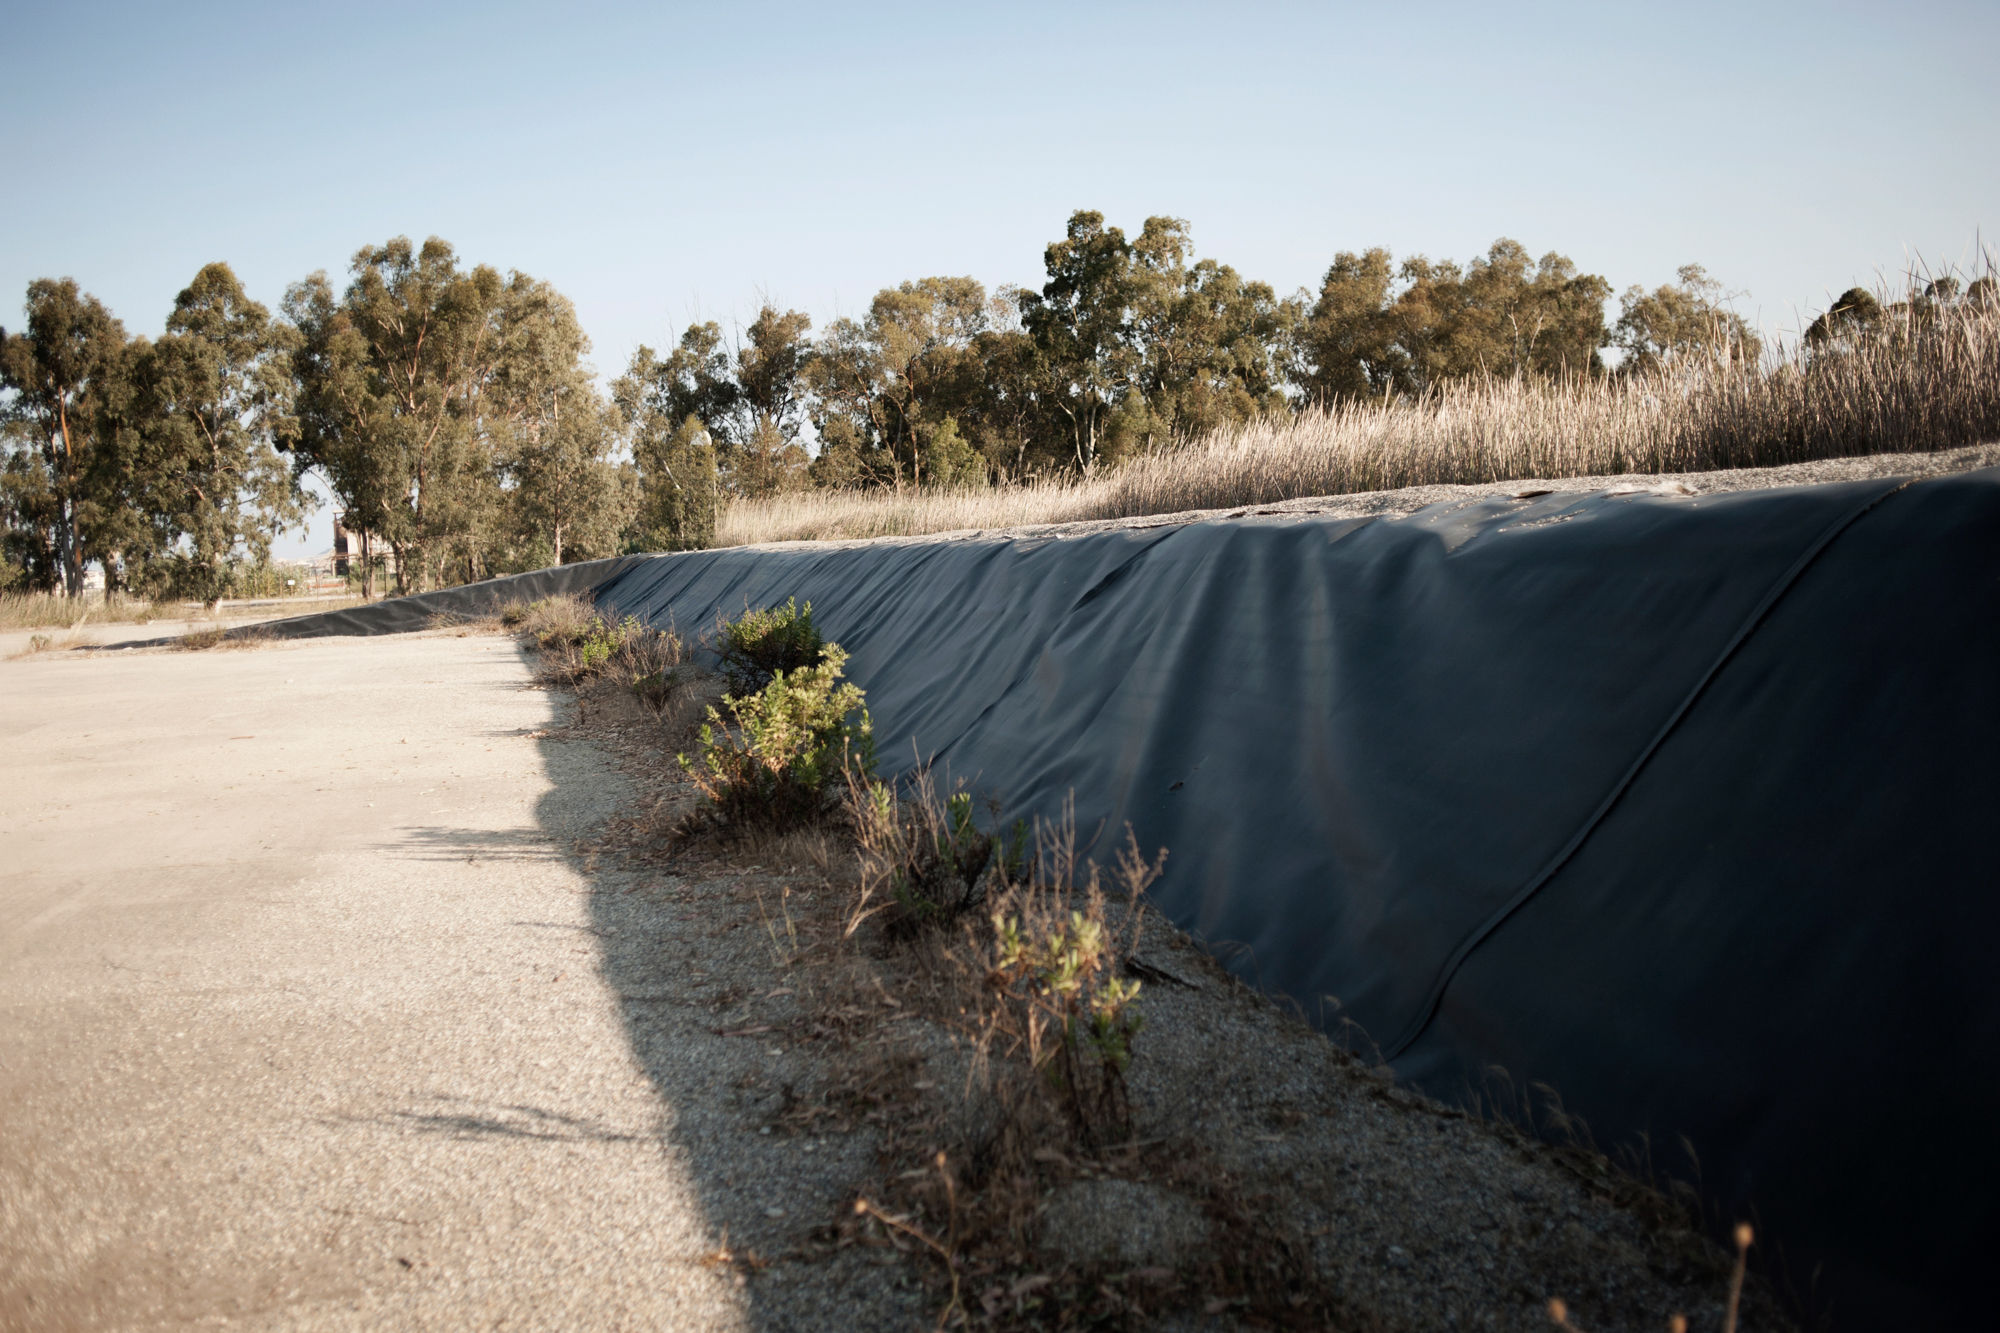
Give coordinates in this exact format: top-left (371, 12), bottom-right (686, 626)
top-left (4, 214), bottom-right (1835, 595)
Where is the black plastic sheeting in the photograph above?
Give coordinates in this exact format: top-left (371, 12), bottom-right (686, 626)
top-left (267, 470), bottom-right (2000, 1326)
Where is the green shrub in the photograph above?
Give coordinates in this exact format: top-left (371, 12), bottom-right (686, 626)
top-left (567, 616), bottom-right (641, 675)
top-left (717, 597), bottom-right (826, 694)
top-left (993, 909), bottom-right (1145, 1075)
top-left (680, 644), bottom-right (874, 832)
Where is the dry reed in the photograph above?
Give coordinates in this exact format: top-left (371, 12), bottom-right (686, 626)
top-left (719, 285), bottom-right (2000, 547)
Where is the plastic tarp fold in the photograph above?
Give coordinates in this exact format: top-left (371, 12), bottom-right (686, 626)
top-left (265, 469), bottom-right (2000, 1326)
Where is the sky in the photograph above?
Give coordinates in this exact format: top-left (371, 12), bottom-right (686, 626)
top-left (4, 0), bottom-right (1995, 557)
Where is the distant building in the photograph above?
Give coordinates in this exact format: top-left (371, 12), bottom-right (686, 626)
top-left (332, 517), bottom-right (395, 579)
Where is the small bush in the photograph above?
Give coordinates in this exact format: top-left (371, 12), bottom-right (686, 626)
top-left (979, 824), bottom-right (1164, 1147)
top-left (570, 616), bottom-right (641, 676)
top-left (498, 600), bottom-right (531, 628)
top-left (717, 597), bottom-right (826, 694)
top-left (849, 769), bottom-right (1024, 937)
top-left (679, 644), bottom-right (874, 833)
top-left (630, 665), bottom-right (689, 714)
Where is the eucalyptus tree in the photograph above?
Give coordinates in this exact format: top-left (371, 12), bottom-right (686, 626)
top-left (489, 277), bottom-right (628, 565)
top-left (1120, 216), bottom-right (1298, 450)
top-left (734, 304), bottom-right (814, 446)
top-left (1292, 248), bottom-right (1406, 401)
top-left (1295, 239), bottom-right (1613, 399)
top-left (1018, 211), bottom-right (1138, 472)
top-left (0, 279), bottom-right (129, 595)
top-left (613, 394), bottom-right (716, 553)
top-left (808, 278), bottom-right (991, 486)
top-left (1614, 265), bottom-right (1762, 374)
top-left (620, 323), bottom-right (739, 442)
top-left (122, 263), bottom-right (303, 604)
top-left (284, 237), bottom-right (514, 593)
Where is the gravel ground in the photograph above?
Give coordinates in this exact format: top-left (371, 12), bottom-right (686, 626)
top-left (0, 630), bottom-right (911, 1330)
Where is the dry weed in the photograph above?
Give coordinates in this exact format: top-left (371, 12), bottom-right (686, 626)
top-left (178, 624), bottom-right (268, 651)
top-left (516, 593), bottom-right (695, 697)
top-left (1, 592), bottom-right (147, 631)
top-left (10, 627), bottom-right (95, 658)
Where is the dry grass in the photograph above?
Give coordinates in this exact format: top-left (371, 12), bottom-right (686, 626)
top-left (510, 592), bottom-right (704, 718)
top-left (8, 627), bottom-right (95, 659)
top-left (0, 595), bottom-right (128, 632)
top-left (177, 624), bottom-right (270, 652)
top-left (719, 286), bottom-right (2000, 546)
top-left (0, 591), bottom-right (367, 632)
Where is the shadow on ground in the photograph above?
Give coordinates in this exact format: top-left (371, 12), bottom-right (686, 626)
top-left (506, 684), bottom-right (933, 1332)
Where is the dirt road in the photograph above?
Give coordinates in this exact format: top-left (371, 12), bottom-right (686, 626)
top-left (0, 632), bottom-right (869, 1330)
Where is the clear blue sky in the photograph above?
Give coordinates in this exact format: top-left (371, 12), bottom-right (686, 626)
top-left (4, 0), bottom-right (1994, 555)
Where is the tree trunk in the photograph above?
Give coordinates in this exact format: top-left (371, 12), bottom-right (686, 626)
top-left (59, 497), bottom-right (83, 598)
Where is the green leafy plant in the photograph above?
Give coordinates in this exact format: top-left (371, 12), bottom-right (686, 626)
top-left (716, 597), bottom-right (826, 694)
top-left (679, 643), bottom-right (874, 832)
top-left (570, 615), bottom-right (640, 674)
top-left (981, 824), bottom-right (1164, 1147)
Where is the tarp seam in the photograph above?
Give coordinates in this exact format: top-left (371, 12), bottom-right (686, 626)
top-left (1380, 476), bottom-right (1918, 1060)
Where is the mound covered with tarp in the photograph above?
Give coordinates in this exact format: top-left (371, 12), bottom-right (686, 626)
top-left (268, 469), bottom-right (2000, 1327)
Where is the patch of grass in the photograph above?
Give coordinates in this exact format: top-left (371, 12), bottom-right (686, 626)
top-left (1, 593), bottom-right (125, 631)
top-left (520, 593), bottom-right (599, 647)
top-left (716, 597), bottom-right (826, 694)
top-left (513, 595), bottom-right (706, 735)
top-left (517, 596), bottom-right (672, 688)
top-left (0, 591), bottom-right (366, 632)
